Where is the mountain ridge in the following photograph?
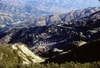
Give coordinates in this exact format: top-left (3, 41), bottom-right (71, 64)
top-left (0, 10), bottom-right (100, 59)
top-left (0, 7), bottom-right (100, 65)
top-left (0, 0), bottom-right (100, 28)
top-left (0, 7), bottom-right (99, 29)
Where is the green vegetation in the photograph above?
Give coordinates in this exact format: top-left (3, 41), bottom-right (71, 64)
top-left (0, 44), bottom-right (23, 68)
top-left (0, 61), bottom-right (100, 68)
top-left (25, 62), bottom-right (100, 68)
top-left (0, 44), bottom-right (100, 68)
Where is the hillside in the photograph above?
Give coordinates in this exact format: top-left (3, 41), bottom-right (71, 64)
top-left (0, 10), bottom-right (100, 67)
top-left (0, 43), bottom-right (100, 68)
top-left (0, 10), bottom-right (100, 59)
top-left (45, 40), bottom-right (100, 63)
top-left (0, 1), bottom-right (100, 66)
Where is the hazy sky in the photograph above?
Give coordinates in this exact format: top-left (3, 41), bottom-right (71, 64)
top-left (2, 0), bottom-right (100, 13)
top-left (5, 0), bottom-right (100, 7)
top-left (72, 0), bottom-right (100, 8)
top-left (2, 0), bottom-right (100, 8)
top-left (59, 0), bottom-right (100, 10)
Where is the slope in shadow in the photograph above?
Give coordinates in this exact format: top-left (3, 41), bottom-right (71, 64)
top-left (45, 40), bottom-right (100, 63)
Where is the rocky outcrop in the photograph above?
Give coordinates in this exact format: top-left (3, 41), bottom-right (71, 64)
top-left (11, 43), bottom-right (45, 64)
top-left (0, 43), bottom-right (45, 65)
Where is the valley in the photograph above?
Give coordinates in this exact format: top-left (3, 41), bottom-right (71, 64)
top-left (0, 0), bottom-right (100, 67)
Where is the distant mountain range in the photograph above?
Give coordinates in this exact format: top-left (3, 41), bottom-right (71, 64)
top-left (0, 0), bottom-right (100, 27)
top-left (0, 7), bottom-right (99, 29)
top-left (23, 7), bottom-right (100, 27)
